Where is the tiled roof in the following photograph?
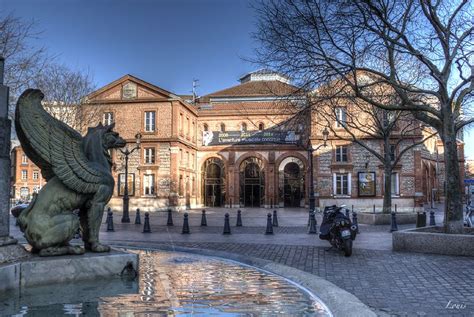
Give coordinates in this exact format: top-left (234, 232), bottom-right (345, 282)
top-left (205, 80), bottom-right (301, 98)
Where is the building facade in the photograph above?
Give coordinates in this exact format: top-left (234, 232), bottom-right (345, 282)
top-left (11, 146), bottom-right (46, 202)
top-left (12, 70), bottom-right (464, 211)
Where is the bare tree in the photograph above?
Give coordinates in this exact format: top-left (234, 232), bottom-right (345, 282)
top-left (33, 63), bottom-right (100, 132)
top-left (0, 13), bottom-right (49, 117)
top-left (317, 91), bottom-right (436, 213)
top-left (254, 0), bottom-right (473, 233)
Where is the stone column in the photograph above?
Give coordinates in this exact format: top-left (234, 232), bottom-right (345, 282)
top-left (0, 56), bottom-right (17, 246)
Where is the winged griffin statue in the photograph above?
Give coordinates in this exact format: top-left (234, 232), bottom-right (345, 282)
top-left (15, 89), bottom-right (126, 256)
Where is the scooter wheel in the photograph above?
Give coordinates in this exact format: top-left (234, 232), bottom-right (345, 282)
top-left (343, 239), bottom-right (352, 257)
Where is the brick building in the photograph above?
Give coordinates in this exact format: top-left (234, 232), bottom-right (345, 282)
top-left (11, 70), bottom-right (464, 211)
top-left (11, 146), bottom-right (46, 202)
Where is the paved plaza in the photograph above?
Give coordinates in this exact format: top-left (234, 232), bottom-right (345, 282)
top-left (9, 206), bottom-right (474, 316)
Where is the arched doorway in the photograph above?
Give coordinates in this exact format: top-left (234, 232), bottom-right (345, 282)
top-left (278, 157), bottom-right (305, 207)
top-left (240, 157), bottom-right (265, 207)
top-left (202, 158), bottom-right (225, 207)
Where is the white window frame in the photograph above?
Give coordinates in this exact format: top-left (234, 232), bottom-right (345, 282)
top-left (335, 107), bottom-right (347, 128)
top-left (32, 171), bottom-right (39, 180)
top-left (103, 112), bottom-right (114, 125)
top-left (144, 147), bottom-right (155, 164)
top-left (21, 154), bottom-right (28, 164)
top-left (335, 146), bottom-right (348, 162)
top-left (20, 187), bottom-right (29, 198)
top-left (333, 173), bottom-right (351, 196)
top-left (21, 170), bottom-right (28, 180)
top-left (33, 185), bottom-right (41, 193)
top-left (143, 174), bottom-right (155, 196)
top-left (144, 111), bottom-right (156, 132)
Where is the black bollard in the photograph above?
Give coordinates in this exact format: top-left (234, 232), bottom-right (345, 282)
top-left (429, 210), bottom-right (436, 226)
top-left (308, 212), bottom-right (317, 234)
top-left (201, 209), bottom-right (207, 226)
top-left (135, 208), bottom-right (141, 225)
top-left (265, 213), bottom-right (273, 235)
top-left (143, 212), bottom-right (151, 233)
top-left (105, 207), bottom-right (112, 224)
top-left (390, 212), bottom-right (398, 232)
top-left (167, 209), bottom-right (174, 226)
top-left (182, 213), bottom-right (190, 234)
top-left (223, 213), bottom-right (231, 235)
top-left (373, 204), bottom-right (376, 213)
top-left (106, 211), bottom-right (114, 232)
top-left (307, 212), bottom-right (312, 227)
top-left (345, 208), bottom-right (350, 219)
top-left (352, 211), bottom-right (360, 233)
top-left (236, 209), bottom-right (243, 227)
top-left (416, 212), bottom-right (427, 228)
top-left (272, 210), bottom-right (279, 227)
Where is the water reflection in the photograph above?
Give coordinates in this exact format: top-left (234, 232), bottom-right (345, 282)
top-left (1, 250), bottom-right (331, 316)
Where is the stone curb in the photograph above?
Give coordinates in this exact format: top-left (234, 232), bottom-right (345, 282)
top-left (112, 243), bottom-right (378, 317)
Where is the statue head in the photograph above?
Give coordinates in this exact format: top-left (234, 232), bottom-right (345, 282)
top-left (86, 122), bottom-right (126, 150)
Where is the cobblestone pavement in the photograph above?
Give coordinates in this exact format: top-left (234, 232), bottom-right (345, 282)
top-left (9, 206), bottom-right (474, 316)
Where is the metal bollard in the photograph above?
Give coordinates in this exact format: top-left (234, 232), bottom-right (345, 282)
top-left (201, 209), bottom-right (207, 226)
top-left (167, 209), bottom-right (174, 226)
top-left (223, 213), bottom-right (231, 235)
top-left (182, 213), bottom-right (190, 234)
top-left (135, 208), bottom-right (141, 225)
top-left (373, 204), bottom-right (376, 213)
top-left (307, 212), bottom-right (312, 227)
top-left (308, 212), bottom-right (317, 234)
top-left (272, 210), bottom-right (279, 227)
top-left (265, 213), bottom-right (273, 235)
top-left (236, 209), bottom-right (243, 227)
top-left (105, 207), bottom-right (112, 224)
top-left (429, 209), bottom-right (436, 226)
top-left (143, 212), bottom-right (151, 233)
top-left (345, 208), bottom-right (350, 219)
top-left (106, 210), bottom-right (114, 232)
top-left (390, 212), bottom-right (398, 232)
top-left (352, 211), bottom-right (359, 233)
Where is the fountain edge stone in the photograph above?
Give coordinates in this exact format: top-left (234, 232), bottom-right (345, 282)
top-left (0, 249), bottom-right (138, 291)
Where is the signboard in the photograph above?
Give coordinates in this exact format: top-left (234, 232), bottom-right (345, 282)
top-left (358, 172), bottom-right (376, 197)
top-left (202, 130), bottom-right (299, 146)
top-left (464, 179), bottom-right (474, 184)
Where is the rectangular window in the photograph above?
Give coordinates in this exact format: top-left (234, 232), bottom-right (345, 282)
top-left (186, 151), bottom-right (189, 167)
top-left (335, 107), bottom-right (347, 128)
top-left (391, 172), bottom-right (400, 196)
top-left (118, 173), bottom-right (135, 196)
top-left (389, 145), bottom-right (396, 162)
top-left (179, 113), bottom-right (184, 135)
top-left (33, 185), bottom-right (40, 193)
top-left (186, 117), bottom-right (190, 136)
top-left (144, 147), bottom-right (155, 164)
top-left (21, 154), bottom-right (28, 164)
top-left (103, 112), bottom-right (114, 125)
top-left (333, 173), bottom-right (351, 196)
top-left (191, 153), bottom-right (195, 169)
top-left (32, 171), bottom-right (39, 180)
top-left (335, 146), bottom-right (348, 162)
top-left (144, 111), bottom-right (156, 132)
top-left (21, 170), bottom-right (28, 180)
top-left (143, 174), bottom-right (155, 196)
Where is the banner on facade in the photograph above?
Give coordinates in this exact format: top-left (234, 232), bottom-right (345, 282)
top-left (202, 130), bottom-right (300, 146)
top-left (358, 172), bottom-right (376, 197)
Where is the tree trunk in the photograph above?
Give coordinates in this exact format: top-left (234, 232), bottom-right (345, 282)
top-left (441, 122), bottom-right (463, 233)
top-left (383, 163), bottom-right (393, 214)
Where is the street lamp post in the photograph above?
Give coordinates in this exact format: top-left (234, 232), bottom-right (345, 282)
top-left (308, 127), bottom-right (329, 212)
top-left (119, 132), bottom-right (142, 223)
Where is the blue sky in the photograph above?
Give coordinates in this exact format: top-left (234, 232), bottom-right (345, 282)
top-left (1, 0), bottom-right (473, 159)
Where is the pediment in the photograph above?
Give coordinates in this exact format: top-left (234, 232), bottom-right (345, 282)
top-left (87, 74), bottom-right (176, 102)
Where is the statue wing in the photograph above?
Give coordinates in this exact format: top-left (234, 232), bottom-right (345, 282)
top-left (15, 89), bottom-right (104, 194)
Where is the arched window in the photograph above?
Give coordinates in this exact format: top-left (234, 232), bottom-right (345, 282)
top-left (220, 123), bottom-right (226, 132)
top-left (241, 122), bottom-right (247, 132)
top-left (203, 123), bottom-right (208, 132)
top-left (258, 122), bottom-right (264, 131)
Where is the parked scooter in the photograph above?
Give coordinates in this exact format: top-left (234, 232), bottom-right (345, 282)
top-left (319, 205), bottom-right (358, 257)
top-left (464, 205), bottom-right (474, 228)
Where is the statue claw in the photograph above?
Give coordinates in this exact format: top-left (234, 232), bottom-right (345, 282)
top-left (85, 242), bottom-right (111, 253)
